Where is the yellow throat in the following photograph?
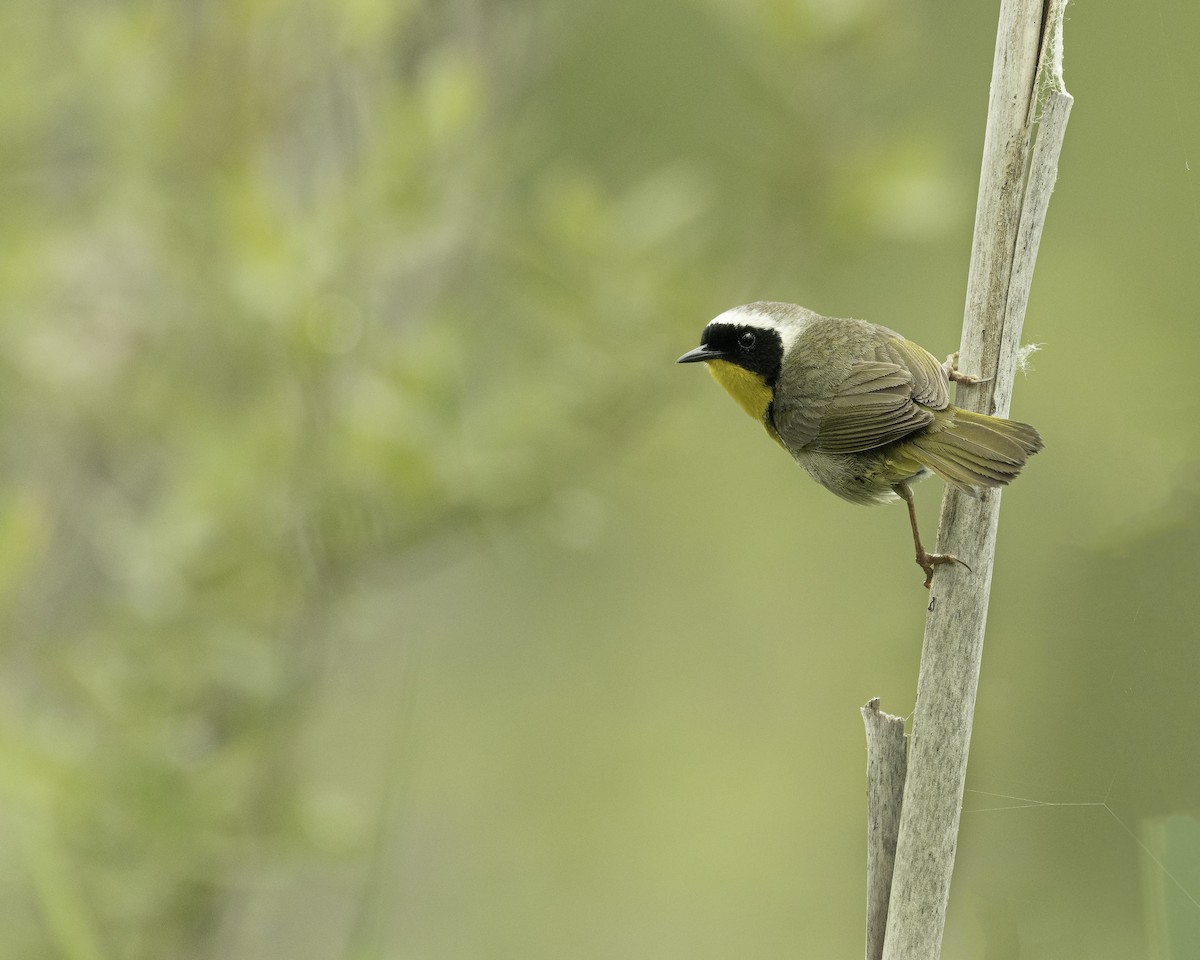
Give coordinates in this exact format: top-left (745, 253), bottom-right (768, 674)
top-left (706, 359), bottom-right (773, 422)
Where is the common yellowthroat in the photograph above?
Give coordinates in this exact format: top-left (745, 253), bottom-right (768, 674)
top-left (677, 301), bottom-right (1042, 587)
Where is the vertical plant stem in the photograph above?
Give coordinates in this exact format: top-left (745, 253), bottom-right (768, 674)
top-left (877, 3), bottom-right (1072, 958)
top-left (862, 698), bottom-right (908, 960)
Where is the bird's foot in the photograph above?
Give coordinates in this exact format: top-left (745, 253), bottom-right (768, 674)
top-left (916, 550), bottom-right (971, 589)
top-left (943, 351), bottom-right (992, 386)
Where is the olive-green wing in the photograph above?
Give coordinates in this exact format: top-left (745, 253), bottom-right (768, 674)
top-left (808, 338), bottom-right (950, 455)
top-left (876, 338), bottom-right (949, 409)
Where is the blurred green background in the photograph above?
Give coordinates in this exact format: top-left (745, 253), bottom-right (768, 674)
top-left (3, 0), bottom-right (1199, 957)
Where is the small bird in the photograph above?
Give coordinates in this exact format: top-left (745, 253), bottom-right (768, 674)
top-left (677, 301), bottom-right (1043, 587)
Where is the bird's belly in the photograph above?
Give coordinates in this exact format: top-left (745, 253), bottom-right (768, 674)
top-left (792, 449), bottom-right (930, 505)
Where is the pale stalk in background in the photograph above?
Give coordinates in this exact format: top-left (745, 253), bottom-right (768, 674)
top-left (866, 2), bottom-right (1073, 958)
top-left (861, 699), bottom-right (907, 960)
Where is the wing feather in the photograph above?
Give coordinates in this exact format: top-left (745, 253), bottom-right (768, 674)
top-left (768, 317), bottom-right (954, 455)
top-left (876, 339), bottom-right (950, 409)
top-left (809, 340), bottom-right (950, 455)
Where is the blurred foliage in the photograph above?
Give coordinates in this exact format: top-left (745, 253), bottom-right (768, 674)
top-left (1, 0), bottom-right (1199, 957)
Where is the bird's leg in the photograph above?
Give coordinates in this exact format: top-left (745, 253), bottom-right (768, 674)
top-left (893, 481), bottom-right (971, 588)
top-left (943, 351), bottom-right (992, 386)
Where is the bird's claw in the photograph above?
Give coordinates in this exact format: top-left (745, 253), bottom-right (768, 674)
top-left (917, 550), bottom-right (971, 589)
top-left (943, 351), bottom-right (992, 386)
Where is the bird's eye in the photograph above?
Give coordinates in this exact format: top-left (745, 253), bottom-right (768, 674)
top-left (738, 331), bottom-right (757, 352)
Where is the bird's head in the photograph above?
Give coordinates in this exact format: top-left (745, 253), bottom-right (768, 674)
top-left (677, 302), bottom-right (814, 420)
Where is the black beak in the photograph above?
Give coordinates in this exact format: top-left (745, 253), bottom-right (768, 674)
top-left (676, 346), bottom-right (723, 364)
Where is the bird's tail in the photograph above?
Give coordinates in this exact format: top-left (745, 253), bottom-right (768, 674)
top-left (903, 407), bottom-right (1044, 490)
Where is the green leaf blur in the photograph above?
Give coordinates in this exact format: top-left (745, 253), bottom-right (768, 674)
top-left (2, 0), bottom-right (1198, 958)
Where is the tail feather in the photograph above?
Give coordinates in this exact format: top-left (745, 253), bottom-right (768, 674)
top-left (906, 407), bottom-right (1043, 492)
top-left (935, 417), bottom-right (1028, 465)
top-left (908, 443), bottom-right (1015, 488)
